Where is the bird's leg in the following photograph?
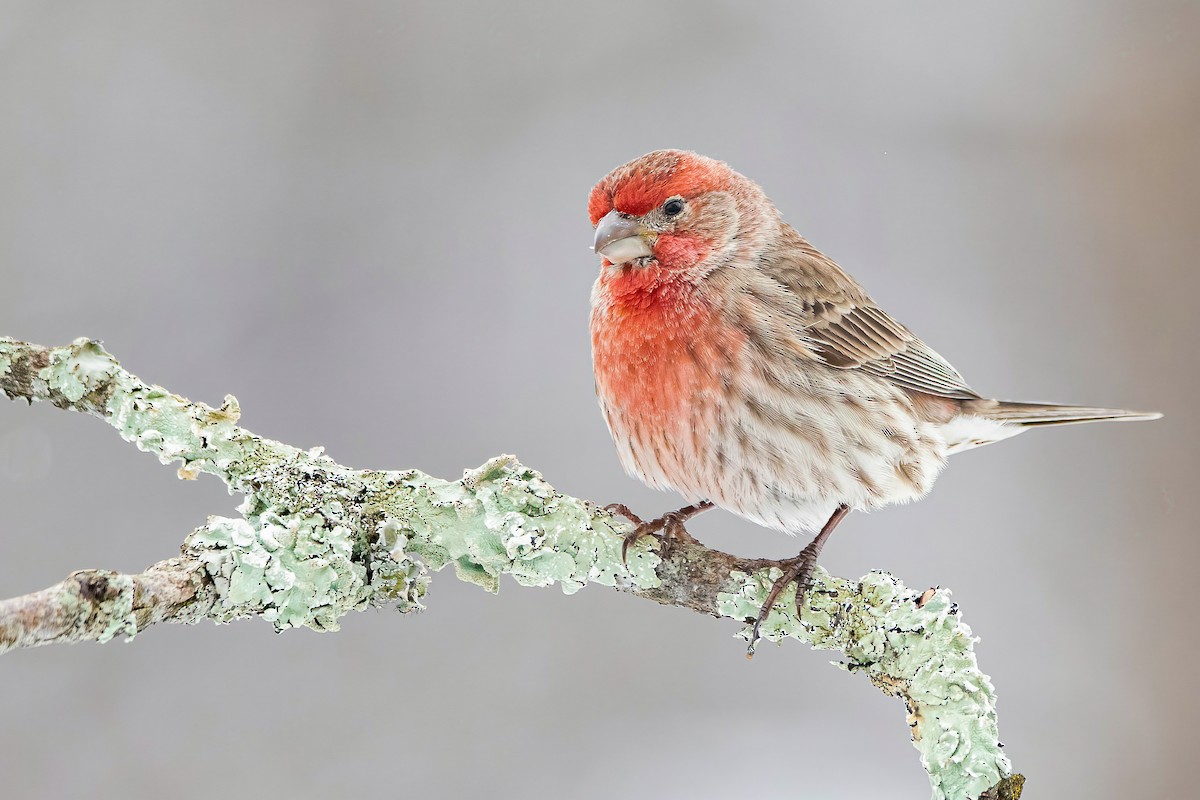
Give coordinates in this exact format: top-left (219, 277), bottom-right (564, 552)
top-left (605, 500), bottom-right (715, 563)
top-left (747, 504), bottom-right (851, 656)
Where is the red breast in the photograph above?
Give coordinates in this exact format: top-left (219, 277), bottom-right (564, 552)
top-left (591, 269), bottom-right (745, 429)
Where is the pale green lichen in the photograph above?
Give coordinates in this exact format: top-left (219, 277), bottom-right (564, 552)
top-left (107, 380), bottom-right (250, 479)
top-left (93, 573), bottom-right (138, 644)
top-left (176, 455), bottom-right (654, 633)
top-left (39, 338), bottom-right (121, 402)
top-left (186, 507), bottom-right (380, 632)
top-left (371, 518), bottom-right (430, 611)
top-left (380, 456), bottom-right (661, 597)
top-left (718, 569), bottom-right (1009, 800)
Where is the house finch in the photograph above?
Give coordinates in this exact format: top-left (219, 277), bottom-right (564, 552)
top-left (588, 149), bottom-right (1160, 648)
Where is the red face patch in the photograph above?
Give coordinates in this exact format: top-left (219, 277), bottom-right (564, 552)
top-left (588, 185), bottom-right (613, 226)
top-left (589, 150), bottom-right (732, 224)
top-left (651, 232), bottom-right (712, 269)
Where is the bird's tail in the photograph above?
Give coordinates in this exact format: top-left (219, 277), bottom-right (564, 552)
top-left (965, 399), bottom-right (1162, 428)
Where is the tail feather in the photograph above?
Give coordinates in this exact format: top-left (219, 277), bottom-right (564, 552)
top-left (966, 399), bottom-right (1162, 428)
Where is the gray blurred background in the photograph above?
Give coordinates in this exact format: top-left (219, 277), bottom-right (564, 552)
top-left (1, 2), bottom-right (1196, 798)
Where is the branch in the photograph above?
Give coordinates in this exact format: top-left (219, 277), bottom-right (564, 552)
top-left (0, 338), bottom-right (1022, 800)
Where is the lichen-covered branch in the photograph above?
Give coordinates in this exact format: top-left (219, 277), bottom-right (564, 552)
top-left (0, 338), bottom-right (1022, 800)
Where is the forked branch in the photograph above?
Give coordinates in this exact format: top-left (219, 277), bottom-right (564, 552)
top-left (0, 338), bottom-right (1022, 800)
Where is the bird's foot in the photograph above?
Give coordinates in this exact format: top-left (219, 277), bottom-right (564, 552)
top-left (604, 501), bottom-right (714, 563)
top-left (745, 544), bottom-right (821, 657)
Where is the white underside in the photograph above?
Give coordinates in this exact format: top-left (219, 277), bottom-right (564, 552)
top-left (939, 414), bottom-right (1025, 454)
top-left (607, 396), bottom-right (1025, 536)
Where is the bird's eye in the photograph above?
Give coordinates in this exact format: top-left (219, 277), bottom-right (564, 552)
top-left (662, 198), bottom-right (685, 217)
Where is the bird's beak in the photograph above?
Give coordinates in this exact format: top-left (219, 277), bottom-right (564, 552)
top-left (593, 210), bottom-right (654, 265)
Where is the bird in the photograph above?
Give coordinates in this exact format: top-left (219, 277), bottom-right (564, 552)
top-left (587, 149), bottom-right (1160, 649)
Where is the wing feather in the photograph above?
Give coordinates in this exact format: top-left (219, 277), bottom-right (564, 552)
top-left (754, 229), bottom-right (980, 400)
top-left (806, 305), bottom-right (979, 399)
top-left (758, 226), bottom-right (984, 398)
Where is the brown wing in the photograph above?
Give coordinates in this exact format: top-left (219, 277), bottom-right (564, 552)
top-left (757, 228), bottom-right (980, 400)
top-left (804, 304), bottom-right (980, 400)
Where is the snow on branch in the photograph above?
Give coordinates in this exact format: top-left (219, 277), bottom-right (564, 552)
top-left (0, 337), bottom-right (1023, 800)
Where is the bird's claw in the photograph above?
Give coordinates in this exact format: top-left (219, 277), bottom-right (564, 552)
top-left (605, 502), bottom-right (709, 564)
top-left (746, 545), bottom-right (820, 657)
top-left (604, 504), bottom-right (660, 561)
top-left (603, 503), bottom-right (645, 527)
top-left (617, 514), bottom-right (696, 564)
